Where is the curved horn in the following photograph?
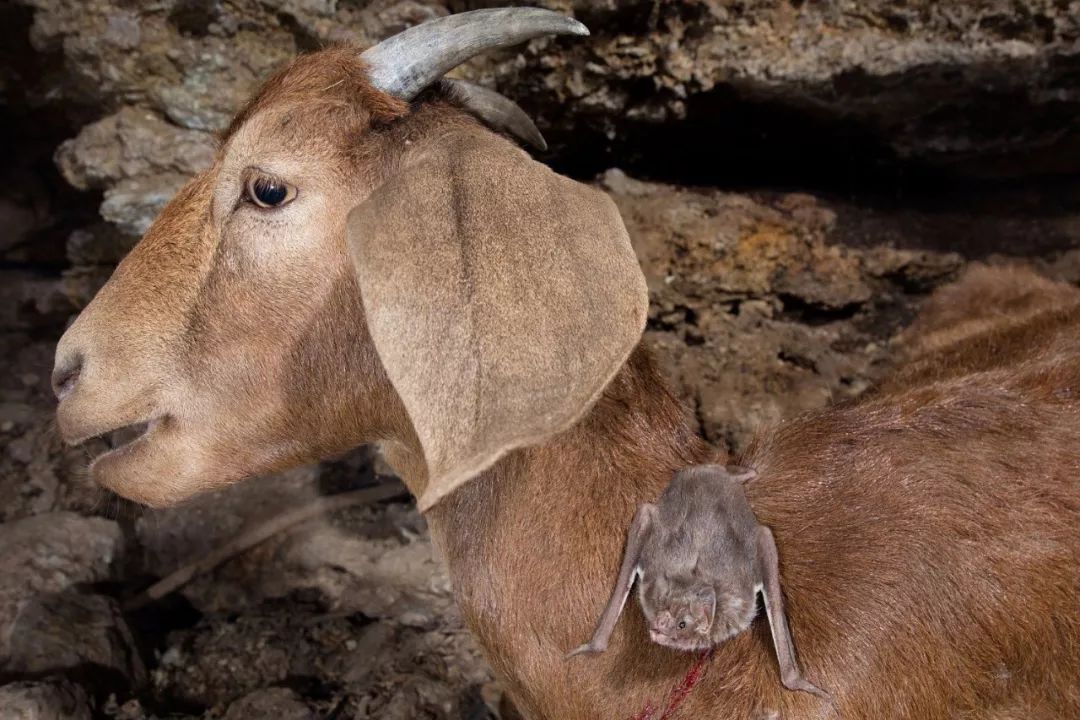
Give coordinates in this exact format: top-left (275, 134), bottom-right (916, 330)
top-left (442, 79), bottom-right (548, 151)
top-left (361, 8), bottom-right (588, 102)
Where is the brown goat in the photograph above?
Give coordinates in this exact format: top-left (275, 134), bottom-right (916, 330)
top-left (51, 8), bottom-right (1080, 719)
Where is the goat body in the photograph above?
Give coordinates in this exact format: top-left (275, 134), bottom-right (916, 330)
top-left (426, 265), bottom-right (1080, 719)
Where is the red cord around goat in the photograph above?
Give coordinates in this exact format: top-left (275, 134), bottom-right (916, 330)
top-left (629, 648), bottom-right (715, 720)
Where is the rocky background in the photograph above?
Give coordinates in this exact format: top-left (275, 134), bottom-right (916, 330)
top-left (2, 1), bottom-right (1079, 718)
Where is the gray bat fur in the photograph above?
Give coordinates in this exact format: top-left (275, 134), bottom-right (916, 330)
top-left (567, 464), bottom-right (829, 701)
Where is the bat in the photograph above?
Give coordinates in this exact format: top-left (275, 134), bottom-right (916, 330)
top-left (567, 464), bottom-right (829, 699)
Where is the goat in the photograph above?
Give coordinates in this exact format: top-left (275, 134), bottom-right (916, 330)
top-left (50, 6), bottom-right (1080, 718)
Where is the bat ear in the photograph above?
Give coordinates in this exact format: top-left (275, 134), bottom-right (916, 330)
top-left (347, 126), bottom-right (648, 512)
top-left (724, 465), bottom-right (758, 484)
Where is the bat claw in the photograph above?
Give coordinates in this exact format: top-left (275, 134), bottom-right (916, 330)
top-left (784, 675), bottom-right (832, 703)
top-left (565, 643), bottom-right (604, 659)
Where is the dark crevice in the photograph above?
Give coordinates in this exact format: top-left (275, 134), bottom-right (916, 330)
top-left (776, 294), bottom-right (862, 326)
top-left (317, 446), bottom-right (379, 495)
top-left (0, 3), bottom-right (101, 282)
top-left (538, 72), bottom-right (1080, 210)
top-left (777, 349), bottom-right (817, 373)
top-left (544, 86), bottom-right (919, 197)
top-left (648, 304), bottom-right (708, 346)
top-left (275, 674), bottom-right (342, 701)
top-left (132, 691), bottom-right (208, 718)
top-left (123, 590), bottom-right (203, 668)
top-left (276, 11), bottom-right (326, 53)
top-left (850, 299), bottom-right (921, 345)
top-left (167, 0), bottom-right (221, 39)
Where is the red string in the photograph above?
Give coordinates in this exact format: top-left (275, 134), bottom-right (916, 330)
top-left (629, 648), bottom-right (715, 720)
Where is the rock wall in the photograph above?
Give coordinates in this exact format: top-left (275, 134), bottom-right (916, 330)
top-left (13, 1), bottom-right (1080, 252)
top-left (2, 1), bottom-right (1080, 718)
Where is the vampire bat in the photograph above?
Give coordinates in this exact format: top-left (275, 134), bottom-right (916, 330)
top-left (567, 464), bottom-right (829, 699)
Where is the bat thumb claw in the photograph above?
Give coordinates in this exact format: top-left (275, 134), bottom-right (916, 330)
top-left (565, 644), bottom-right (602, 659)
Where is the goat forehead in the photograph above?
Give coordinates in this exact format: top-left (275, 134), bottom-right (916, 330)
top-left (224, 107), bottom-right (357, 176)
top-left (222, 46), bottom-right (404, 140)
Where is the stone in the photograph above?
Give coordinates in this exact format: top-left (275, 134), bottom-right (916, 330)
top-left (6, 434), bottom-right (35, 464)
top-left (62, 265), bottom-right (116, 309)
top-left (466, 0), bottom-right (1080, 177)
top-left (224, 687), bottom-right (315, 720)
top-left (0, 270), bottom-right (74, 331)
top-left (0, 678), bottom-right (92, 720)
top-left (134, 467), bottom-right (321, 594)
top-left (603, 169), bottom-right (1079, 451)
top-left (65, 224), bottom-right (137, 267)
top-left (3, 591), bottom-right (146, 688)
top-left (54, 107), bottom-right (214, 193)
top-left (0, 513), bottom-right (124, 656)
top-left (0, 402), bottom-right (37, 428)
top-left (100, 173), bottom-right (194, 237)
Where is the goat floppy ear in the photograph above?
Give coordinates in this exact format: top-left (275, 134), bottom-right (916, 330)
top-left (347, 128), bottom-right (648, 512)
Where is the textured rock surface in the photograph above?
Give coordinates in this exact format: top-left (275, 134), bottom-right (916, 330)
top-left (605, 169), bottom-right (1080, 449)
top-left (4, 591), bottom-right (145, 689)
top-left (153, 598), bottom-right (489, 714)
top-left (0, 270), bottom-right (74, 331)
top-left (0, 338), bottom-right (107, 522)
top-left (0, 678), bottom-right (93, 720)
top-left (483, 0), bottom-right (1080, 178)
top-left (223, 688), bottom-right (315, 720)
top-left (9, 0), bottom-right (1080, 255)
top-left (122, 451), bottom-right (491, 717)
top-left (0, 513), bottom-right (123, 609)
top-left (54, 107), bottom-right (215, 236)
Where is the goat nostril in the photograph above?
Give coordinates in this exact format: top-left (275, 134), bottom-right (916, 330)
top-left (51, 356), bottom-right (83, 400)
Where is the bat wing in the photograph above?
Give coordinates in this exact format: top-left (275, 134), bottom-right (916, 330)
top-left (567, 503), bottom-right (656, 657)
top-left (757, 525), bottom-right (831, 700)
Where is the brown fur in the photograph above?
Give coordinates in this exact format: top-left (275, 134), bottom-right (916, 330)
top-left (53, 42), bottom-right (1080, 719)
top-left (432, 265), bottom-right (1080, 719)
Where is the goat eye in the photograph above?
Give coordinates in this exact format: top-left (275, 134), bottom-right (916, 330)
top-left (246, 176), bottom-right (296, 208)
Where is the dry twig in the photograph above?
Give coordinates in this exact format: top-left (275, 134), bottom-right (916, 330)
top-left (124, 481), bottom-right (407, 611)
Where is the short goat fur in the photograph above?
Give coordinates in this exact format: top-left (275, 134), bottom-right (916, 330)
top-left (51, 7), bottom-right (1080, 719)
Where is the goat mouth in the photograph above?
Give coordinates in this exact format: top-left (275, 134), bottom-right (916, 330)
top-left (85, 417), bottom-right (164, 465)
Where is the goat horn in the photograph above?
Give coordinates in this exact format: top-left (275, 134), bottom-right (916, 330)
top-left (442, 79), bottom-right (548, 151)
top-left (361, 8), bottom-right (589, 102)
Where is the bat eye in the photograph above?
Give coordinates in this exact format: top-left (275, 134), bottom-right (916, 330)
top-left (678, 620), bottom-right (687, 630)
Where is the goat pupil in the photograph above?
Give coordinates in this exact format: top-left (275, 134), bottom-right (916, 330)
top-left (255, 180), bottom-right (287, 206)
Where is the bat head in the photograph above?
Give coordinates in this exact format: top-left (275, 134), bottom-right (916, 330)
top-left (641, 581), bottom-right (717, 652)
